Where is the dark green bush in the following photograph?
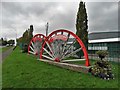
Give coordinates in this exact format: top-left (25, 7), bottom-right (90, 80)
top-left (22, 44), bottom-right (28, 53)
top-left (96, 50), bottom-right (108, 60)
top-left (89, 60), bottom-right (114, 80)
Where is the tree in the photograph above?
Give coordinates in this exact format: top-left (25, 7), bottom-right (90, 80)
top-left (1, 38), bottom-right (4, 45)
top-left (1, 38), bottom-right (7, 46)
top-left (28, 25), bottom-right (34, 42)
top-left (22, 30), bottom-right (29, 43)
top-left (17, 25), bottom-right (34, 52)
top-left (8, 39), bottom-right (15, 46)
top-left (22, 25), bottom-right (33, 44)
top-left (1, 38), bottom-right (3, 42)
top-left (75, 1), bottom-right (88, 58)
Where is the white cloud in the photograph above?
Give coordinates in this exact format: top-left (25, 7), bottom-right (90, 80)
top-left (1, 1), bottom-right (118, 40)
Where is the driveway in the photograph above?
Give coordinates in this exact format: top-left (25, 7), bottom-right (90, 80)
top-left (0, 47), bottom-right (14, 63)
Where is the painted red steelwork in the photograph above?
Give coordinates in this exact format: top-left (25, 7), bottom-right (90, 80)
top-left (49, 34), bottom-right (68, 42)
top-left (40, 29), bottom-right (90, 66)
top-left (28, 34), bottom-right (46, 55)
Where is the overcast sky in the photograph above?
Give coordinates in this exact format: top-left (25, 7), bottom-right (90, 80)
top-left (0, 0), bottom-right (119, 40)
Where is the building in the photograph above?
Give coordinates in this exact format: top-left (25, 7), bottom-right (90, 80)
top-left (88, 31), bottom-right (120, 61)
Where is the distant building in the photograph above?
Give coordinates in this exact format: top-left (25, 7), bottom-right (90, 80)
top-left (88, 31), bottom-right (120, 61)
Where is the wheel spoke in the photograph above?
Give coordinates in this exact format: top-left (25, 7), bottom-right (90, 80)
top-left (31, 41), bottom-right (35, 49)
top-left (62, 47), bottom-right (82, 59)
top-left (30, 46), bottom-right (35, 52)
top-left (55, 40), bottom-right (60, 57)
top-left (51, 43), bottom-right (56, 56)
top-left (53, 40), bottom-right (59, 57)
top-left (66, 39), bottom-right (76, 51)
top-left (61, 39), bottom-right (76, 58)
top-left (28, 51), bottom-right (35, 55)
top-left (42, 55), bottom-right (54, 60)
top-left (43, 48), bottom-right (55, 59)
top-left (59, 42), bottom-right (62, 55)
top-left (60, 33), bottom-right (70, 58)
top-left (61, 59), bottom-right (85, 62)
top-left (45, 41), bottom-right (56, 58)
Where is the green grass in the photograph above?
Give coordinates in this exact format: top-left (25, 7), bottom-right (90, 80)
top-left (0, 46), bottom-right (13, 53)
top-left (0, 63), bottom-right (2, 89)
top-left (2, 47), bottom-right (119, 88)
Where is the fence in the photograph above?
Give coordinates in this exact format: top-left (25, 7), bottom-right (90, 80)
top-left (88, 54), bottom-right (120, 63)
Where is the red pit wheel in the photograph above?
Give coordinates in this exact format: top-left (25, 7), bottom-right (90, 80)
top-left (40, 29), bottom-right (90, 66)
top-left (28, 34), bottom-right (46, 56)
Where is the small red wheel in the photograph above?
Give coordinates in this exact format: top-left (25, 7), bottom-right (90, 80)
top-left (40, 29), bottom-right (90, 66)
top-left (28, 34), bottom-right (46, 56)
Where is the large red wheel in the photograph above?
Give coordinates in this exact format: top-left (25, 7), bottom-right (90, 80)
top-left (28, 34), bottom-right (46, 56)
top-left (40, 29), bottom-right (90, 66)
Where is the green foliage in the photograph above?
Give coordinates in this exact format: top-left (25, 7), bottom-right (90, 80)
top-left (75, 1), bottom-right (88, 58)
top-left (22, 44), bottom-right (28, 53)
top-left (17, 25), bottom-right (34, 52)
top-left (7, 39), bottom-right (15, 46)
top-left (96, 50), bottom-right (108, 60)
top-left (2, 40), bottom-right (7, 46)
top-left (89, 60), bottom-right (114, 80)
top-left (22, 30), bottom-right (29, 43)
top-left (1, 38), bottom-right (14, 46)
top-left (1, 38), bottom-right (7, 46)
top-left (76, 1), bottom-right (88, 44)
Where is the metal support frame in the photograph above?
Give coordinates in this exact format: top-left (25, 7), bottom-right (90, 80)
top-left (39, 29), bottom-right (90, 66)
top-left (28, 29), bottom-right (90, 67)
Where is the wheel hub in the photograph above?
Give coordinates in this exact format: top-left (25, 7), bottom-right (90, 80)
top-left (55, 57), bottom-right (60, 62)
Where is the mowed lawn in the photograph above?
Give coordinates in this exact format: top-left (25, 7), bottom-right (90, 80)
top-left (2, 47), bottom-right (119, 88)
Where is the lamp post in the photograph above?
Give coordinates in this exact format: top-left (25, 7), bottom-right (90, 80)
top-left (15, 29), bottom-right (17, 46)
top-left (12, 29), bottom-right (17, 46)
top-left (46, 22), bottom-right (49, 36)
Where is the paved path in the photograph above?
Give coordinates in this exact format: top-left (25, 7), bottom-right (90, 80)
top-left (0, 47), bottom-right (14, 63)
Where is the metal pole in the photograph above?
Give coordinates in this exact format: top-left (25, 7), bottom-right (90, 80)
top-left (15, 29), bottom-right (17, 46)
top-left (13, 29), bottom-right (17, 46)
top-left (46, 22), bottom-right (49, 36)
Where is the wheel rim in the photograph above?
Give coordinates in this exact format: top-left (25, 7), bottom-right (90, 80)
top-left (28, 34), bottom-right (46, 56)
top-left (40, 29), bottom-right (90, 66)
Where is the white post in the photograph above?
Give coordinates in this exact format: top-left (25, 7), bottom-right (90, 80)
top-left (14, 29), bottom-right (17, 46)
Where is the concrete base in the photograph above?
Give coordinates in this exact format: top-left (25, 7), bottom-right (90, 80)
top-left (38, 59), bottom-right (91, 73)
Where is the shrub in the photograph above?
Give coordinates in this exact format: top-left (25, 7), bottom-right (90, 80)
top-left (96, 50), bottom-right (108, 60)
top-left (89, 60), bottom-right (114, 80)
top-left (22, 44), bottom-right (28, 53)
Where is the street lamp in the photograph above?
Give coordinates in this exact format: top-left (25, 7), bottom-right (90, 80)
top-left (12, 29), bottom-right (17, 46)
top-left (46, 22), bottom-right (49, 36)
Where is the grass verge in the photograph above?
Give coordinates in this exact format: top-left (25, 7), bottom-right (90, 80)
top-left (2, 47), bottom-right (119, 88)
